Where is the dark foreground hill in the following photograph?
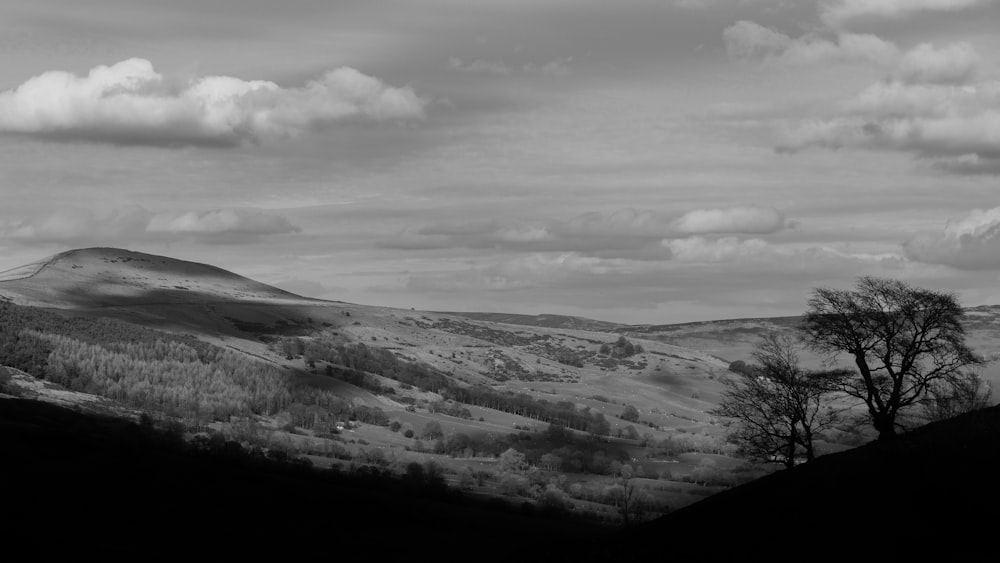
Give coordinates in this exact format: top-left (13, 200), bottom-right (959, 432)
top-left (0, 397), bottom-right (615, 559)
top-left (5, 394), bottom-right (998, 560)
top-left (626, 405), bottom-right (1000, 560)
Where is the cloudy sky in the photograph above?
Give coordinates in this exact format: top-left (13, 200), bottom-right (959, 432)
top-left (1, 0), bottom-right (999, 324)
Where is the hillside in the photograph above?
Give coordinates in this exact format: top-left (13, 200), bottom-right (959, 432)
top-left (0, 248), bottom-right (733, 431)
top-left (5, 246), bottom-right (998, 531)
top-left (0, 247), bottom-right (752, 521)
top-left (0, 247), bottom-right (311, 307)
top-left (444, 311), bottom-right (627, 332)
top-left (0, 396), bottom-right (615, 558)
top-left (626, 404), bottom-right (1000, 560)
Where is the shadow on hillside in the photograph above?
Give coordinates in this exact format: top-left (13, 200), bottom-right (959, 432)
top-left (1, 398), bottom-right (617, 558)
top-left (626, 405), bottom-right (1000, 560)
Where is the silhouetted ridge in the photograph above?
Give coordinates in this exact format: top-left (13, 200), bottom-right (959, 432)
top-left (627, 404), bottom-right (1000, 560)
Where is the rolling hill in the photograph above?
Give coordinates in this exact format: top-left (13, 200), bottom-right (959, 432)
top-left (0, 248), bottom-right (733, 429)
top-left (0, 247), bottom-right (745, 514)
top-left (3, 246), bottom-right (998, 554)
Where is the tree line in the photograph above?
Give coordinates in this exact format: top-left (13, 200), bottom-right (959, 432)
top-left (277, 336), bottom-right (614, 436)
top-left (0, 303), bottom-right (386, 425)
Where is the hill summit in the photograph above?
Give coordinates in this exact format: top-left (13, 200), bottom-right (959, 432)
top-left (0, 247), bottom-right (312, 308)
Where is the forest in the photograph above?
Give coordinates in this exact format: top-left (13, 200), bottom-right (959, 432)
top-left (0, 303), bottom-right (376, 424)
top-left (1, 303), bottom-right (611, 438)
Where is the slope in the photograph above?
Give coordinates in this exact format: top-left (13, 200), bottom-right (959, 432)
top-left (0, 247), bottom-right (735, 442)
top-left (627, 404), bottom-right (1000, 560)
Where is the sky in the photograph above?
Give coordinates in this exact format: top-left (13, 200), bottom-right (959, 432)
top-left (1, 0), bottom-right (1000, 324)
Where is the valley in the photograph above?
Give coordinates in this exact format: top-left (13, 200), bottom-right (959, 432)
top-left (0, 247), bottom-right (767, 522)
top-left (2, 246), bottom-right (998, 540)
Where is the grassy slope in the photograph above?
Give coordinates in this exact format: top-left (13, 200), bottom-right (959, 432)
top-left (0, 248), bottom-right (733, 436)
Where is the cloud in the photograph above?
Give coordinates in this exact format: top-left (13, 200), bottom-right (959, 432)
top-left (723, 21), bottom-right (899, 66)
top-left (377, 207), bottom-right (791, 257)
top-left (559, 209), bottom-right (673, 238)
top-left (672, 206), bottom-right (789, 235)
top-left (522, 57), bottom-right (573, 77)
top-left (776, 41), bottom-right (1000, 173)
top-left (146, 209), bottom-right (297, 236)
top-left (896, 42), bottom-right (980, 85)
top-left (904, 206), bottom-right (1000, 269)
top-left (1, 206), bottom-right (300, 245)
top-left (665, 236), bottom-right (770, 262)
top-left (403, 240), bottom-right (908, 301)
top-left (673, 0), bottom-right (717, 9)
top-left (822, 0), bottom-right (989, 27)
top-left (447, 57), bottom-right (512, 75)
top-left (778, 81), bottom-right (1000, 166)
top-left (406, 253), bottom-right (608, 293)
top-left (0, 58), bottom-right (425, 147)
top-left (447, 56), bottom-right (572, 77)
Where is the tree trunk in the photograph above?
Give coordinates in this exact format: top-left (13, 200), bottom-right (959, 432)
top-left (802, 426), bottom-right (815, 461)
top-left (874, 413), bottom-right (897, 440)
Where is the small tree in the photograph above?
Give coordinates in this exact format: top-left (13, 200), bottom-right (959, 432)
top-left (711, 332), bottom-right (840, 467)
top-left (422, 421), bottom-right (443, 439)
top-left (607, 465), bottom-right (645, 526)
top-left (620, 404), bottom-right (640, 423)
top-left (802, 276), bottom-right (985, 440)
top-left (497, 447), bottom-right (528, 473)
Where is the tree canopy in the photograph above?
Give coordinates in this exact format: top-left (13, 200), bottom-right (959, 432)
top-left (712, 332), bottom-right (840, 467)
top-left (801, 276), bottom-right (985, 440)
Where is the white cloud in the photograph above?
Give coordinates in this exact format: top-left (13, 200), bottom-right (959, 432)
top-left (378, 207), bottom-right (791, 257)
top-left (146, 209), bottom-right (298, 235)
top-left (407, 253), bottom-right (610, 292)
top-left (904, 206), bottom-right (1000, 269)
top-left (723, 21), bottom-right (899, 66)
top-left (1, 206), bottom-right (300, 245)
top-left (723, 21), bottom-right (794, 59)
top-left (777, 40), bottom-right (1000, 173)
top-left (897, 42), bottom-right (980, 85)
top-left (778, 80), bottom-right (1000, 167)
top-left (665, 236), bottom-right (770, 262)
top-left (822, 0), bottom-right (989, 27)
top-left (672, 207), bottom-right (789, 235)
top-left (0, 58), bottom-right (425, 147)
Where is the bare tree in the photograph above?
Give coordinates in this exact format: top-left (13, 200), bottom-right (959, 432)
top-left (608, 465), bottom-right (645, 526)
top-left (712, 332), bottom-right (841, 468)
top-left (921, 370), bottom-right (993, 422)
top-left (802, 276), bottom-right (984, 440)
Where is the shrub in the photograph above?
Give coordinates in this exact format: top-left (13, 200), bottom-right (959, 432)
top-left (620, 405), bottom-right (640, 423)
top-left (422, 421), bottom-right (444, 439)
